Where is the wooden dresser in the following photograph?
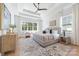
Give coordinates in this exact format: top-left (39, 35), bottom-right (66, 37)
top-left (0, 33), bottom-right (16, 55)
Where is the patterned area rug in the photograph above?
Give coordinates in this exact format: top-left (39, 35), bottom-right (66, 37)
top-left (17, 38), bottom-right (72, 56)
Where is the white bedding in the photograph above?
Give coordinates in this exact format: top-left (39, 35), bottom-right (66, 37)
top-left (33, 33), bottom-right (59, 47)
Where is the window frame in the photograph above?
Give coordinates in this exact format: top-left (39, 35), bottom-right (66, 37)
top-left (21, 22), bottom-right (38, 32)
top-left (61, 14), bottom-right (72, 36)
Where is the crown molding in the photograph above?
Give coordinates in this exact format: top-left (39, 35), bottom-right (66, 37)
top-left (14, 15), bottom-right (41, 20)
top-left (23, 9), bottom-right (40, 15)
top-left (19, 12), bottom-right (40, 19)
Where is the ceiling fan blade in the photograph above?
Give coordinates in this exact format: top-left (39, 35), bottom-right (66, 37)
top-left (35, 10), bottom-right (38, 13)
top-left (38, 8), bottom-right (48, 10)
top-left (33, 3), bottom-right (38, 8)
top-left (38, 3), bottom-right (40, 9)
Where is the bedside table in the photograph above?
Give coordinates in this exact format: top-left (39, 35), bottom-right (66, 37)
top-left (64, 37), bottom-right (71, 45)
top-left (59, 36), bottom-right (71, 44)
top-left (59, 36), bottom-right (66, 44)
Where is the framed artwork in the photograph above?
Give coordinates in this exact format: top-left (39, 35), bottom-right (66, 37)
top-left (49, 20), bottom-right (56, 26)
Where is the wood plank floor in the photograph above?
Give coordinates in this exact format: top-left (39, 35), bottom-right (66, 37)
top-left (3, 38), bottom-right (79, 56)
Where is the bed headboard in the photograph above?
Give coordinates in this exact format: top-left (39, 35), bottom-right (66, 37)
top-left (46, 26), bottom-right (61, 34)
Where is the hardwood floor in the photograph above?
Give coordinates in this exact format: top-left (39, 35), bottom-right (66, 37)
top-left (2, 38), bottom-right (79, 56)
top-left (67, 45), bottom-right (79, 56)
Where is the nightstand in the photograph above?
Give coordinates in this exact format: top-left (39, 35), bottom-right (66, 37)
top-left (59, 36), bottom-right (66, 44)
top-left (59, 36), bottom-right (71, 44)
top-left (64, 37), bottom-right (71, 44)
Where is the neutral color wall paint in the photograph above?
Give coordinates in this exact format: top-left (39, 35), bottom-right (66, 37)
top-left (49, 4), bottom-right (73, 27)
top-left (14, 15), bottom-right (42, 34)
top-left (49, 4), bottom-right (79, 45)
top-left (40, 4), bottom-right (74, 30)
top-left (5, 3), bottom-right (18, 25)
top-left (72, 4), bottom-right (79, 45)
top-left (48, 4), bottom-right (78, 45)
top-left (40, 11), bottom-right (50, 30)
top-left (5, 3), bottom-right (74, 31)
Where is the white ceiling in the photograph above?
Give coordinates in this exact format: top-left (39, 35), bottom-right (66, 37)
top-left (5, 3), bottom-right (75, 19)
top-left (17, 3), bottom-right (55, 12)
top-left (11, 3), bottom-right (56, 18)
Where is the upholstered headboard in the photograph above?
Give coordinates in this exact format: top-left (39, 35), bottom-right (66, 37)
top-left (51, 27), bottom-right (61, 34)
top-left (45, 27), bottom-right (61, 34)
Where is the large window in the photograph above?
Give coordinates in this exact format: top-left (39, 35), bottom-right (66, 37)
top-left (61, 14), bottom-right (72, 36)
top-left (33, 23), bottom-right (37, 30)
top-left (22, 22), bottom-right (37, 31)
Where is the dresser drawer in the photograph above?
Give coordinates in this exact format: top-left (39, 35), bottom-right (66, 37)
top-left (0, 34), bottom-right (16, 54)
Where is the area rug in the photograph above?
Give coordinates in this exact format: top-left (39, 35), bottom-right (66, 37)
top-left (17, 38), bottom-right (72, 56)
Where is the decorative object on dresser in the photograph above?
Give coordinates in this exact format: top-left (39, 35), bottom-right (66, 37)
top-left (0, 32), bottom-right (16, 55)
top-left (9, 24), bottom-right (16, 32)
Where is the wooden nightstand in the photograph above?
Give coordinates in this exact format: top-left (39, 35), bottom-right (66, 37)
top-left (64, 37), bottom-right (71, 44)
top-left (59, 36), bottom-right (66, 44)
top-left (59, 36), bottom-right (71, 44)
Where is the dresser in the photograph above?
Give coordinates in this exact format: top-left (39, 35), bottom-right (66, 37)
top-left (0, 33), bottom-right (16, 55)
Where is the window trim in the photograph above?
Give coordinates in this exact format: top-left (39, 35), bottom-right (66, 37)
top-left (21, 22), bottom-right (38, 32)
top-left (61, 14), bottom-right (72, 36)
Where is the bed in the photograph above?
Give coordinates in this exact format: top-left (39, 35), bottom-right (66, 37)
top-left (33, 27), bottom-right (60, 47)
top-left (33, 33), bottom-right (59, 47)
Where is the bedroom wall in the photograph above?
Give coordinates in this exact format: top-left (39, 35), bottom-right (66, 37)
top-left (5, 3), bottom-right (72, 31)
top-left (5, 3), bottom-right (43, 34)
top-left (47, 4), bottom-right (79, 45)
top-left (40, 4), bottom-right (74, 30)
top-left (72, 4), bottom-right (79, 45)
top-left (40, 11), bottom-right (50, 30)
top-left (14, 15), bottom-right (42, 34)
top-left (49, 6), bottom-right (73, 30)
top-left (47, 3), bottom-right (79, 45)
top-left (5, 3), bottom-right (18, 25)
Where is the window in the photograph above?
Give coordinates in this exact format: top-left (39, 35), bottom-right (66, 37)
top-left (33, 23), bottom-right (37, 30)
top-left (28, 22), bottom-right (32, 30)
top-left (61, 14), bottom-right (72, 36)
top-left (22, 22), bottom-right (37, 31)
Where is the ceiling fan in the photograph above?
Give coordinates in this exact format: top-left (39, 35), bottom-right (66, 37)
top-left (33, 3), bottom-right (48, 13)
